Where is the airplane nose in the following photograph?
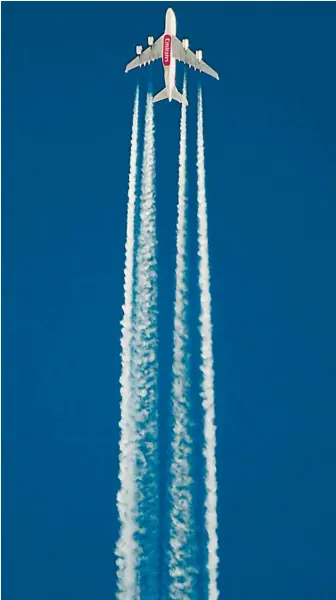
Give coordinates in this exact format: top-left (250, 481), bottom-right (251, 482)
top-left (165, 7), bottom-right (176, 34)
top-left (166, 7), bottom-right (174, 23)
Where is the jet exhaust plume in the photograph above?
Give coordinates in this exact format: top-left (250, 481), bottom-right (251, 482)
top-left (168, 74), bottom-right (198, 599)
top-left (196, 86), bottom-right (220, 600)
top-left (116, 87), bottom-right (140, 600)
top-left (132, 89), bottom-right (160, 599)
top-left (117, 77), bottom-right (220, 600)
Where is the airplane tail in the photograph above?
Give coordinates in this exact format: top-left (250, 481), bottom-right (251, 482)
top-left (153, 87), bottom-right (188, 106)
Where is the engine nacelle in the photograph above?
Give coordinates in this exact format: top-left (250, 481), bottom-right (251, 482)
top-left (148, 36), bottom-right (154, 47)
top-left (136, 45), bottom-right (143, 56)
top-left (182, 38), bottom-right (189, 50)
top-left (196, 50), bottom-right (202, 62)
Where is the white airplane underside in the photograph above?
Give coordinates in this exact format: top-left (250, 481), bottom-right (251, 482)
top-left (125, 7), bottom-right (219, 106)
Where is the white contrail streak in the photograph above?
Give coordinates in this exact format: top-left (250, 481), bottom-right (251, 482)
top-left (196, 86), bottom-right (220, 600)
top-left (133, 90), bottom-right (159, 599)
top-left (168, 74), bottom-right (198, 600)
top-left (116, 87), bottom-right (140, 600)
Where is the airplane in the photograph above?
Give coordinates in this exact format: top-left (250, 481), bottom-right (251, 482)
top-left (125, 7), bottom-right (219, 106)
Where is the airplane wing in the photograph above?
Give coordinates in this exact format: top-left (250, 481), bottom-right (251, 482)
top-left (172, 36), bottom-right (219, 80)
top-left (125, 36), bottom-right (163, 73)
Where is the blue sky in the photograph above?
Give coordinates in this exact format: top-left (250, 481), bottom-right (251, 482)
top-left (2, 2), bottom-right (336, 599)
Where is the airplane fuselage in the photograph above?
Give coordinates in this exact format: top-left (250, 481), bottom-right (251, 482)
top-left (162, 8), bottom-right (177, 102)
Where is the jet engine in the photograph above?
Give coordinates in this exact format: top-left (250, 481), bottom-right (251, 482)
top-left (136, 45), bottom-right (143, 55)
top-left (148, 36), bottom-right (154, 47)
top-left (196, 50), bottom-right (202, 62)
top-left (182, 38), bottom-right (189, 50)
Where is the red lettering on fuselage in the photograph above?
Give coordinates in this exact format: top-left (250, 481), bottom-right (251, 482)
top-left (163, 34), bottom-right (171, 67)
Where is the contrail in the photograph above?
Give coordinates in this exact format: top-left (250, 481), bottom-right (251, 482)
top-left (132, 89), bottom-right (159, 599)
top-left (196, 85), bottom-right (219, 600)
top-left (116, 87), bottom-right (140, 600)
top-left (168, 74), bottom-right (198, 600)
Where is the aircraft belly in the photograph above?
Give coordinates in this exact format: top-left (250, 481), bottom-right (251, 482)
top-left (164, 66), bottom-right (169, 89)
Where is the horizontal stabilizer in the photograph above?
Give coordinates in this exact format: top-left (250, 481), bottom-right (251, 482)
top-left (153, 86), bottom-right (188, 106)
top-left (172, 87), bottom-right (188, 106)
top-left (153, 88), bottom-right (168, 103)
